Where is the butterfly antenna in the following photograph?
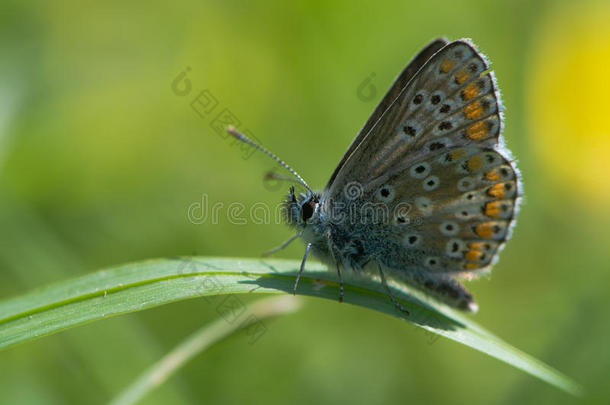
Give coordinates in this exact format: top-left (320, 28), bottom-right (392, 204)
top-left (226, 126), bottom-right (313, 194)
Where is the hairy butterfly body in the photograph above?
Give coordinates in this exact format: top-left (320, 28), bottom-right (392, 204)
top-left (229, 38), bottom-right (520, 313)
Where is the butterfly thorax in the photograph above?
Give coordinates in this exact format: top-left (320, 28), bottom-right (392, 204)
top-left (285, 187), bottom-right (398, 271)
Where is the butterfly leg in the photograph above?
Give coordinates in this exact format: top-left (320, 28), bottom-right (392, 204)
top-left (263, 233), bottom-right (301, 257)
top-left (377, 263), bottom-right (410, 316)
top-left (325, 230), bottom-right (344, 303)
top-left (336, 262), bottom-right (344, 303)
top-left (294, 242), bottom-right (312, 295)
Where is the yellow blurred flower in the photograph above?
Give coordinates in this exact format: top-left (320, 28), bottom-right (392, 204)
top-left (528, 1), bottom-right (610, 208)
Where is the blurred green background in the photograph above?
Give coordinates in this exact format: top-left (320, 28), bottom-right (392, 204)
top-left (1, 0), bottom-right (609, 404)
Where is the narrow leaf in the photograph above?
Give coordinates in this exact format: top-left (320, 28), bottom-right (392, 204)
top-left (0, 257), bottom-right (583, 396)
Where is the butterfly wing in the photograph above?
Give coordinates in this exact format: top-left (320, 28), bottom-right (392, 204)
top-left (324, 39), bottom-right (519, 281)
top-left (328, 39), bottom-right (505, 196)
top-left (356, 145), bottom-right (519, 274)
top-left (325, 38), bottom-right (449, 189)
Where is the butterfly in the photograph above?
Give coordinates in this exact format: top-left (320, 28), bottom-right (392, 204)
top-left (228, 38), bottom-right (520, 314)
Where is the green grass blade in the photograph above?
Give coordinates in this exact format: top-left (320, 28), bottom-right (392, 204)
top-left (0, 257), bottom-right (583, 396)
top-left (108, 295), bottom-right (302, 405)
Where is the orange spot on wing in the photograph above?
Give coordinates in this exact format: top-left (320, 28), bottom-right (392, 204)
top-left (455, 70), bottom-right (470, 84)
top-left (469, 242), bottom-right (491, 251)
top-left (466, 121), bottom-right (489, 140)
top-left (465, 250), bottom-right (484, 262)
top-left (487, 183), bottom-right (506, 198)
top-left (466, 155), bottom-right (484, 171)
top-left (450, 148), bottom-right (467, 160)
top-left (484, 201), bottom-right (503, 218)
top-left (464, 101), bottom-right (485, 119)
top-left (485, 169), bottom-right (501, 181)
top-left (474, 222), bottom-right (496, 238)
top-left (464, 262), bottom-right (480, 270)
top-left (440, 58), bottom-right (454, 73)
top-left (461, 82), bottom-right (479, 100)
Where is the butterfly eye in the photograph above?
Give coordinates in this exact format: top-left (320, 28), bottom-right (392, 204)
top-left (301, 199), bottom-right (315, 221)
